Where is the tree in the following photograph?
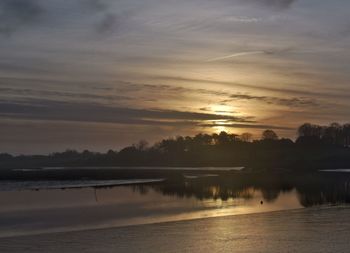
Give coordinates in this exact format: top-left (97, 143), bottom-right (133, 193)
top-left (134, 140), bottom-right (149, 151)
top-left (343, 124), bottom-right (350, 147)
top-left (261, 130), bottom-right (278, 140)
top-left (229, 134), bottom-right (240, 142)
top-left (217, 131), bottom-right (230, 145)
top-left (240, 132), bottom-right (253, 142)
top-left (193, 133), bottom-right (212, 146)
top-left (298, 123), bottom-right (322, 138)
top-left (323, 123), bottom-right (342, 145)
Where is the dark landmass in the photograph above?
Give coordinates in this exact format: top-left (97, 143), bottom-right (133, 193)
top-left (1, 123), bottom-right (350, 175)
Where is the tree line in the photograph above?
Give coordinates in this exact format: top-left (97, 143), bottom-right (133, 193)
top-left (297, 123), bottom-right (350, 147)
top-left (1, 122), bottom-right (350, 170)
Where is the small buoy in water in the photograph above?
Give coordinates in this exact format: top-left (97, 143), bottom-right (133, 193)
top-left (260, 200), bottom-right (263, 205)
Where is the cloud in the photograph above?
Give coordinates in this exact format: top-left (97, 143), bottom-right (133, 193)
top-left (151, 76), bottom-right (350, 101)
top-left (0, 87), bottom-right (131, 102)
top-left (82, 0), bottom-right (107, 11)
top-left (224, 94), bottom-right (318, 107)
top-left (0, 99), bottom-right (253, 126)
top-left (260, 0), bottom-right (296, 9)
top-left (120, 80), bottom-right (319, 108)
top-left (0, 0), bottom-right (122, 36)
top-left (0, 77), bottom-right (319, 109)
top-left (206, 48), bottom-right (294, 62)
top-left (206, 51), bottom-right (265, 62)
top-left (0, 0), bottom-right (43, 35)
top-left (199, 123), bottom-right (293, 130)
top-left (81, 0), bottom-right (123, 35)
top-left (241, 0), bottom-right (297, 10)
top-left (96, 13), bottom-right (120, 34)
top-left (82, 0), bottom-right (121, 34)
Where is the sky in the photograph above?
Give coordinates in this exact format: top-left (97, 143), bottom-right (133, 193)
top-left (0, 0), bottom-right (350, 154)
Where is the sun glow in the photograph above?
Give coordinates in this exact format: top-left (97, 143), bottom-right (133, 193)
top-left (207, 104), bottom-right (236, 133)
top-left (213, 125), bottom-right (229, 133)
top-left (210, 104), bottom-right (235, 116)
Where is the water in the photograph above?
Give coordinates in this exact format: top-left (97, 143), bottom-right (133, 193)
top-left (40, 166), bottom-right (245, 171)
top-left (1, 169), bottom-right (350, 252)
top-left (0, 183), bottom-right (301, 238)
top-left (320, 169), bottom-right (350, 172)
top-left (1, 206), bottom-right (350, 252)
top-left (0, 179), bottom-right (165, 191)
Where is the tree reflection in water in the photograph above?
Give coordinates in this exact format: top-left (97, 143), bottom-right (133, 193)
top-left (131, 172), bottom-right (350, 207)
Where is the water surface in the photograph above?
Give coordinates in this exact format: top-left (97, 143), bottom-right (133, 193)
top-left (1, 169), bottom-right (350, 238)
top-left (0, 183), bottom-right (301, 238)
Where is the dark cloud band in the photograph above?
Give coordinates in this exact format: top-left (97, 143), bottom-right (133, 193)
top-left (239, 0), bottom-right (297, 10)
top-left (0, 99), bottom-right (253, 126)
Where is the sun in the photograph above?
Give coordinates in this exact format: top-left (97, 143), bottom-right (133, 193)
top-left (208, 104), bottom-right (235, 133)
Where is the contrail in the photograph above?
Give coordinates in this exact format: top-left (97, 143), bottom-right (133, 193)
top-left (206, 51), bottom-right (266, 62)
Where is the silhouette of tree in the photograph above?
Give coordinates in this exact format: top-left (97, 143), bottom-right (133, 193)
top-left (240, 132), bottom-right (253, 142)
top-left (323, 123), bottom-right (343, 145)
top-left (2, 122), bottom-right (350, 169)
top-left (261, 130), bottom-right (278, 140)
top-left (218, 131), bottom-right (230, 145)
top-left (343, 124), bottom-right (350, 147)
top-left (134, 140), bottom-right (149, 151)
top-left (0, 153), bottom-right (13, 160)
top-left (296, 122), bottom-right (350, 147)
top-left (298, 123), bottom-right (322, 138)
top-left (193, 133), bottom-right (212, 146)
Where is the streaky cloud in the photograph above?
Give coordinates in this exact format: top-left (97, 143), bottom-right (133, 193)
top-left (0, 87), bottom-right (131, 102)
top-left (200, 123), bottom-right (293, 130)
top-left (206, 51), bottom-right (265, 62)
top-left (224, 94), bottom-right (318, 107)
top-left (121, 80), bottom-right (319, 108)
top-left (206, 47), bottom-right (294, 62)
top-left (239, 0), bottom-right (297, 10)
top-left (0, 99), bottom-right (254, 126)
top-left (151, 76), bottom-right (350, 101)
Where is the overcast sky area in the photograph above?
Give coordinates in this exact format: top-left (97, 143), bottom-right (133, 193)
top-left (1, 0), bottom-right (350, 154)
